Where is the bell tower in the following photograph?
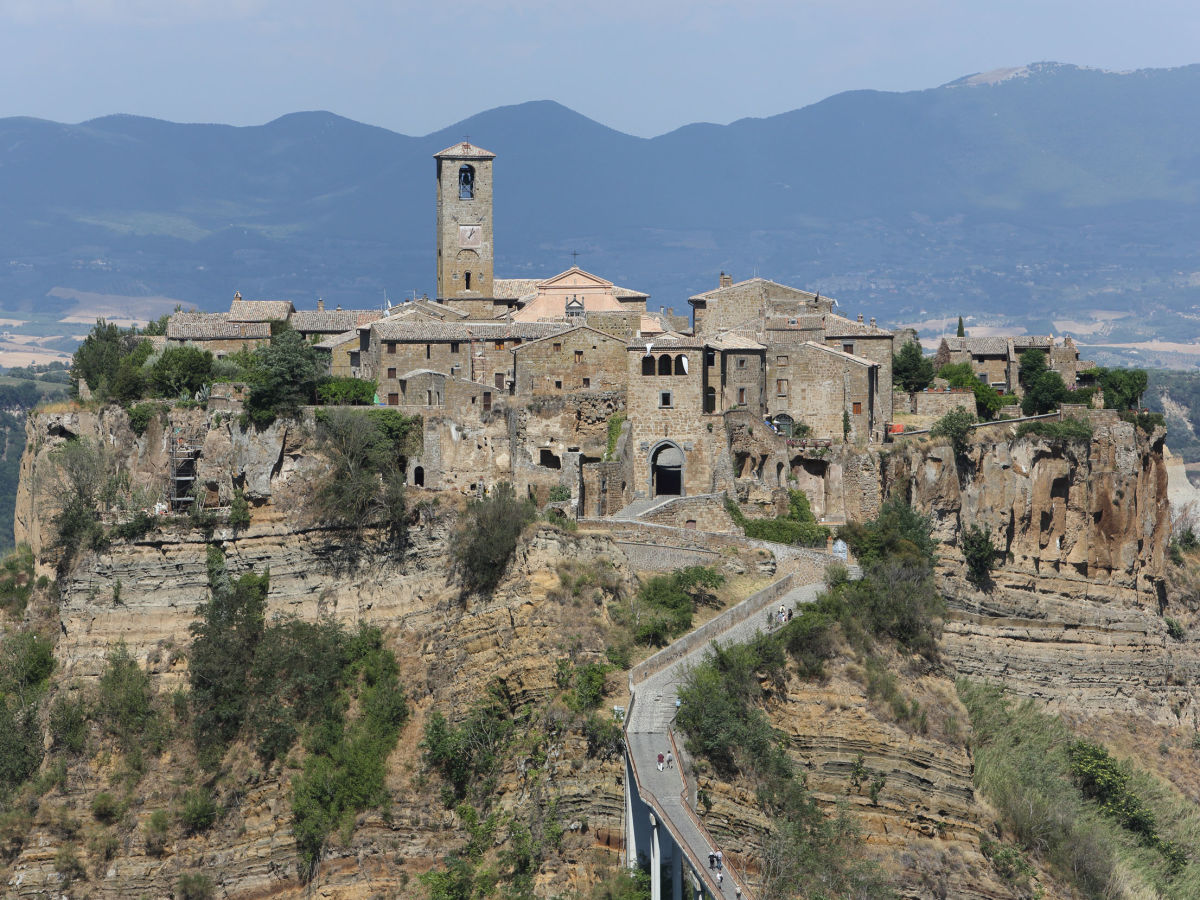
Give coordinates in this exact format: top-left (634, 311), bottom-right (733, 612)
top-left (435, 141), bottom-right (496, 299)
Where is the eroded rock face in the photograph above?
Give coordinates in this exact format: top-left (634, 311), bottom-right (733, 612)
top-left (884, 423), bottom-right (1189, 726)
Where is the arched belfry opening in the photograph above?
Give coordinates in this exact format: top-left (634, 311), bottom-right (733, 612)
top-left (459, 165), bottom-right (475, 199)
top-left (650, 442), bottom-right (684, 497)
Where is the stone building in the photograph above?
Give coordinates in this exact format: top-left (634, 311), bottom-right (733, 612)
top-left (937, 334), bottom-right (1095, 395)
top-left (290, 300), bottom-right (383, 341)
top-left (512, 326), bottom-right (628, 397)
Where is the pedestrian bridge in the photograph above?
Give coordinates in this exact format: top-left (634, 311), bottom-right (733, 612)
top-left (621, 570), bottom-right (839, 899)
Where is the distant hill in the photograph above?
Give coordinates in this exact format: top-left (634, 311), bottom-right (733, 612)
top-left (4, 62), bottom-right (1200, 345)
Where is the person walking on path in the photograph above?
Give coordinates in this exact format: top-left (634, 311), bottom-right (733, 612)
top-left (656, 752), bottom-right (664, 772)
top-left (708, 851), bottom-right (715, 870)
top-left (735, 887), bottom-right (741, 898)
top-left (665, 750), bottom-right (674, 769)
top-left (717, 871), bottom-right (723, 886)
top-left (716, 849), bottom-right (723, 870)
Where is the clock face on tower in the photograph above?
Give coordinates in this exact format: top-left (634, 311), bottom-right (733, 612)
top-left (459, 225), bottom-right (482, 249)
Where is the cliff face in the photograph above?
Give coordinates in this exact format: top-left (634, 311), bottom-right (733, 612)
top-left (880, 422), bottom-right (1189, 728)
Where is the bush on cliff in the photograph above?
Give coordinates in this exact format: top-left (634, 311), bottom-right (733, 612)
top-left (623, 565), bottom-right (724, 647)
top-left (725, 490), bottom-right (829, 547)
top-left (450, 483), bottom-right (536, 595)
top-left (149, 346), bottom-right (214, 400)
top-left (50, 438), bottom-right (117, 572)
top-left (930, 406), bottom-right (976, 457)
top-left (315, 376), bottom-right (376, 406)
top-left (242, 325), bottom-right (322, 428)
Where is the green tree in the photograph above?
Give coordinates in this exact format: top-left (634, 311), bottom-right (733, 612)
top-left (961, 523), bottom-right (996, 588)
top-left (931, 407), bottom-right (976, 457)
top-left (1091, 367), bottom-right (1148, 411)
top-left (956, 315), bottom-right (965, 337)
top-left (244, 326), bottom-right (322, 427)
top-left (150, 346), bottom-right (214, 399)
top-left (892, 340), bottom-right (935, 393)
top-left (1021, 370), bottom-right (1068, 416)
top-left (937, 363), bottom-right (1004, 420)
top-left (1017, 348), bottom-right (1047, 390)
top-left (316, 376), bottom-right (377, 406)
top-left (451, 483), bottom-right (536, 595)
top-left (70, 319), bottom-right (154, 401)
top-left (188, 546), bottom-right (269, 761)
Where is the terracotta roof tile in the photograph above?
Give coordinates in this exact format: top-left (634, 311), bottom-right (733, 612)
top-left (371, 320), bottom-right (570, 342)
top-left (228, 299), bottom-right (295, 322)
top-left (291, 309), bottom-right (382, 333)
top-left (167, 313), bottom-right (271, 341)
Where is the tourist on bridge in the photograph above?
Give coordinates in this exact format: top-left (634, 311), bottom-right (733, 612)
top-left (656, 752), bottom-right (664, 772)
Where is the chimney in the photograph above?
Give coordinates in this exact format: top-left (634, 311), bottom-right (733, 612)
top-left (869, 317), bottom-right (876, 327)
top-left (317, 298), bottom-right (325, 312)
top-left (857, 314), bottom-right (863, 323)
top-left (719, 272), bottom-right (732, 288)
top-left (336, 304), bottom-right (342, 311)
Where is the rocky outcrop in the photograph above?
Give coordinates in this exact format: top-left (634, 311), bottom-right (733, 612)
top-left (883, 422), bottom-right (1193, 726)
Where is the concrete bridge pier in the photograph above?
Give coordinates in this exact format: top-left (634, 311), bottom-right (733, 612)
top-left (649, 813), bottom-right (662, 900)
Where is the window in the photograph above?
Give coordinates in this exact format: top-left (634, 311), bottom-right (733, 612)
top-left (977, 372), bottom-right (988, 383)
top-left (582, 377), bottom-right (591, 388)
top-left (426, 390), bottom-right (432, 405)
top-left (674, 354), bottom-right (687, 375)
top-left (555, 379), bottom-right (562, 390)
top-left (737, 357), bottom-right (746, 369)
top-left (459, 164), bottom-right (475, 199)
top-left (464, 272), bottom-right (471, 290)
top-left (776, 378), bottom-right (788, 396)
top-left (642, 356), bottom-right (655, 376)
top-left (494, 340), bottom-right (504, 350)
top-left (425, 344), bottom-right (431, 359)
top-left (843, 343), bottom-right (854, 354)
top-left (553, 342), bottom-right (562, 352)
top-left (704, 386), bottom-right (716, 414)
top-left (657, 355), bottom-right (672, 376)
top-left (776, 355), bottom-right (789, 365)
top-left (852, 401), bottom-right (862, 415)
top-left (387, 392), bottom-right (399, 405)
top-left (574, 350), bottom-right (583, 364)
top-left (737, 387), bottom-right (747, 405)
top-left (451, 342), bottom-right (460, 354)
top-left (659, 390), bottom-right (673, 408)
top-left (387, 342), bottom-right (396, 355)
top-left (495, 373), bottom-right (504, 389)
top-left (705, 350), bottom-right (715, 366)
top-left (387, 367), bottom-right (397, 379)
top-left (482, 391), bottom-right (492, 411)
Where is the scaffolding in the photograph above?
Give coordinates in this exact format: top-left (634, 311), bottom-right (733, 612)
top-left (169, 426), bottom-right (205, 511)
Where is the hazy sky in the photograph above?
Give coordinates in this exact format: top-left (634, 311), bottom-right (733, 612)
top-left (1, 0), bottom-right (1198, 137)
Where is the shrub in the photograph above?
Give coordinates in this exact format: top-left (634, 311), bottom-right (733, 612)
top-left (451, 483), bottom-right (536, 595)
top-left (930, 407), bottom-right (976, 457)
top-left (1015, 417), bottom-right (1093, 443)
top-left (53, 844), bottom-right (87, 887)
top-left (316, 376), bottom-right (377, 406)
top-left (50, 438), bottom-right (117, 570)
top-left (49, 694), bottom-right (88, 754)
top-left (179, 787), bottom-right (218, 833)
top-left (725, 490), bottom-right (829, 546)
top-left (149, 346), bottom-right (214, 399)
top-left (1120, 409), bottom-right (1165, 433)
top-left (840, 496), bottom-right (937, 569)
top-left (0, 546), bottom-right (35, 616)
top-left (144, 809), bottom-right (169, 856)
top-left (243, 326), bottom-right (322, 427)
top-left (421, 684), bottom-right (515, 807)
top-left (547, 484), bottom-right (571, 503)
top-left (604, 413), bottom-right (626, 461)
top-left (626, 566), bottom-right (724, 647)
top-left (126, 401), bottom-right (160, 436)
top-left (91, 791), bottom-right (121, 824)
top-left (96, 642), bottom-right (164, 760)
top-left (177, 872), bottom-right (215, 900)
top-left (961, 523), bottom-right (995, 588)
top-left (112, 511), bottom-right (155, 542)
top-left (1166, 617), bottom-right (1185, 641)
top-left (228, 488), bottom-right (251, 530)
top-left (571, 662), bottom-right (608, 711)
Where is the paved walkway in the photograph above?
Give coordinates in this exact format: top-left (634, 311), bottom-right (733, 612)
top-left (626, 580), bottom-right (823, 899)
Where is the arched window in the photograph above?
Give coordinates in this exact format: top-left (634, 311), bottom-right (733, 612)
top-left (459, 165), bottom-right (475, 199)
top-left (641, 356), bottom-right (655, 376)
top-left (674, 354), bottom-right (688, 375)
top-left (657, 355), bottom-right (672, 376)
top-left (704, 386), bottom-right (716, 413)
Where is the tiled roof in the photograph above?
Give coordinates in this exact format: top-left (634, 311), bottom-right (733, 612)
top-left (612, 285), bottom-right (649, 299)
top-left (706, 332), bottom-right (765, 351)
top-left (628, 330), bottom-right (704, 350)
top-left (803, 341), bottom-right (876, 368)
top-left (228, 299), bottom-right (295, 322)
top-left (434, 141), bottom-right (496, 159)
top-left (312, 329), bottom-right (360, 351)
top-left (512, 325), bottom-right (624, 353)
top-left (688, 276), bottom-right (823, 305)
top-left (820, 313), bottom-right (892, 337)
top-left (492, 278), bottom-right (541, 300)
top-left (167, 313), bottom-right (271, 341)
top-left (765, 315), bottom-right (826, 331)
top-left (291, 309), bottom-right (383, 333)
top-left (943, 336), bottom-right (1010, 356)
top-left (371, 319), bottom-right (570, 342)
top-left (1012, 335), bottom-right (1054, 349)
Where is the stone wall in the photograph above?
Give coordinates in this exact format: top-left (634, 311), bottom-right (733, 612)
top-left (513, 327), bottom-right (627, 397)
top-left (910, 387), bottom-right (974, 417)
top-left (791, 342), bottom-right (874, 441)
top-left (637, 494), bottom-right (738, 532)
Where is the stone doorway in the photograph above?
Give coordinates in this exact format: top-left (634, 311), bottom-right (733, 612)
top-left (650, 443), bottom-right (683, 497)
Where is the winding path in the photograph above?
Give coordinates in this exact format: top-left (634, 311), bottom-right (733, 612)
top-left (624, 577), bottom-right (829, 899)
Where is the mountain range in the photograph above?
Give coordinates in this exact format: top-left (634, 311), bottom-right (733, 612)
top-left (3, 61), bottom-right (1200, 348)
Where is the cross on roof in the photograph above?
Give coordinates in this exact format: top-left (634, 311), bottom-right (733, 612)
top-left (571, 250), bottom-right (580, 264)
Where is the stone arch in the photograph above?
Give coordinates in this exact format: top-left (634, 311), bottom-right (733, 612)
top-left (704, 386), bottom-right (716, 414)
top-left (642, 355), bottom-right (655, 376)
top-left (674, 354), bottom-right (688, 375)
top-left (657, 355), bottom-right (672, 376)
top-left (413, 465), bottom-right (425, 487)
top-left (773, 413), bottom-right (794, 438)
top-left (459, 164), bottom-right (475, 199)
top-left (649, 440), bottom-right (684, 497)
